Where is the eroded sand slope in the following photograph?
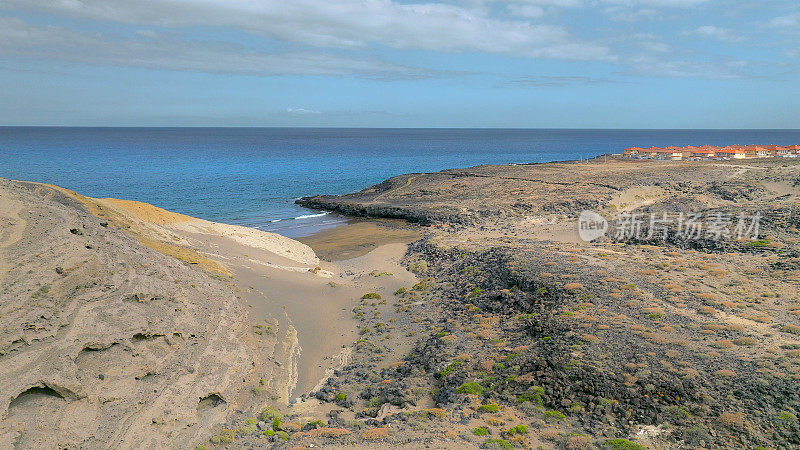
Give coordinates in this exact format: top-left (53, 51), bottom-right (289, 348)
top-left (0, 179), bottom-right (297, 448)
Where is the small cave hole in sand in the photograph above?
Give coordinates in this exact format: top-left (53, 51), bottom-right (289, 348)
top-left (9, 386), bottom-right (65, 415)
top-left (197, 393), bottom-right (226, 413)
top-left (131, 333), bottom-right (164, 342)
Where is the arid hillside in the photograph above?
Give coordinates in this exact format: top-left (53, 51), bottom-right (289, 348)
top-left (291, 157), bottom-right (800, 449)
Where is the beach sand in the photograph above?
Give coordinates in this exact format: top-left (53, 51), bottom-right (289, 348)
top-left (299, 219), bottom-right (422, 261)
top-left (175, 220), bottom-right (420, 398)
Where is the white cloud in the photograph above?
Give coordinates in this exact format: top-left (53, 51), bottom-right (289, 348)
top-left (286, 108), bottom-right (321, 115)
top-left (505, 75), bottom-right (614, 86)
top-left (604, 7), bottom-right (660, 21)
top-left (0, 17), bottom-right (437, 79)
top-left (639, 40), bottom-right (671, 53)
top-left (768, 14), bottom-right (799, 28)
top-left (602, 0), bottom-right (710, 6)
top-left (628, 56), bottom-right (749, 79)
top-left (688, 25), bottom-right (743, 42)
top-left (503, 0), bottom-right (583, 7)
top-left (4, 0), bottom-right (612, 61)
top-left (507, 4), bottom-right (545, 18)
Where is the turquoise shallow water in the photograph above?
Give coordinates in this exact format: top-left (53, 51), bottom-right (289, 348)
top-left (2, 127), bottom-right (799, 237)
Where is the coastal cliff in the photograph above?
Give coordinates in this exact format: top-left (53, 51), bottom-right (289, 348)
top-left (0, 179), bottom-right (303, 448)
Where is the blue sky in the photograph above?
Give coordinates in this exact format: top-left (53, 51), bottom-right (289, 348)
top-left (1, 0), bottom-right (798, 128)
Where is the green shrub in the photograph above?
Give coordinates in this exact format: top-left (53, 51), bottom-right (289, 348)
top-left (408, 260), bottom-right (427, 273)
top-left (516, 386), bottom-right (544, 406)
top-left (482, 439), bottom-right (513, 449)
top-left (456, 382), bottom-right (484, 395)
top-left (472, 427), bottom-right (490, 436)
top-left (743, 238), bottom-right (771, 248)
top-left (602, 438), bottom-right (646, 450)
top-left (361, 292), bottom-right (382, 299)
top-left (478, 404), bottom-right (500, 413)
top-left (209, 429), bottom-right (235, 444)
top-left (544, 410), bottom-right (566, 421)
top-left (260, 408), bottom-right (283, 423)
top-left (506, 424), bottom-right (528, 435)
top-left (234, 418), bottom-right (258, 436)
top-left (412, 278), bottom-right (433, 291)
top-left (778, 411), bottom-right (798, 422)
top-left (306, 419), bottom-right (325, 428)
top-left (438, 360), bottom-right (462, 378)
top-left (664, 405), bottom-right (690, 422)
top-left (262, 430), bottom-right (275, 437)
top-left (335, 393), bottom-right (347, 404)
top-left (275, 431), bottom-right (289, 441)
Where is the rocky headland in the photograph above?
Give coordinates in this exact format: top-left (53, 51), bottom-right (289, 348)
top-left (293, 156), bottom-right (800, 449)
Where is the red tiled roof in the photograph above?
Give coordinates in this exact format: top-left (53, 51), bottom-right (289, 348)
top-left (717, 146), bottom-right (746, 154)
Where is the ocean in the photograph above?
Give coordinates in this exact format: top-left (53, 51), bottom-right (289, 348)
top-left (2, 127), bottom-right (799, 237)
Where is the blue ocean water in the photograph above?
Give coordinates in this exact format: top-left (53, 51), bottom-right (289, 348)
top-left (2, 127), bottom-right (799, 237)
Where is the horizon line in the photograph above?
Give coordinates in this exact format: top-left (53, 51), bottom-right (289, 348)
top-left (2, 126), bottom-right (800, 131)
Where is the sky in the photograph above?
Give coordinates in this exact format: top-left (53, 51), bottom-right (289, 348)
top-left (1, 0), bottom-right (798, 128)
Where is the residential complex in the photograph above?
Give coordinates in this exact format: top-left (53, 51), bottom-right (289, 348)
top-left (623, 144), bottom-right (800, 160)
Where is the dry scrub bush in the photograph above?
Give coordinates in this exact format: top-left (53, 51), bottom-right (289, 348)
top-left (698, 306), bottom-right (717, 315)
top-left (564, 283), bottom-right (584, 291)
top-left (733, 337), bottom-right (757, 346)
top-left (298, 427), bottom-right (352, 438)
top-left (539, 428), bottom-right (560, 441)
top-left (565, 435), bottom-right (591, 449)
top-left (581, 334), bottom-right (600, 344)
top-left (711, 340), bottom-right (735, 349)
top-left (744, 314), bottom-right (771, 323)
top-left (782, 324), bottom-right (800, 335)
top-left (362, 427), bottom-right (390, 440)
top-left (718, 412), bottom-right (745, 428)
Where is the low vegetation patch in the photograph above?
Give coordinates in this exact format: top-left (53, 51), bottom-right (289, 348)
top-left (456, 381), bottom-right (484, 395)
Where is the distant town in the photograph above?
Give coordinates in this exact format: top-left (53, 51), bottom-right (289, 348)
top-left (623, 144), bottom-right (800, 160)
